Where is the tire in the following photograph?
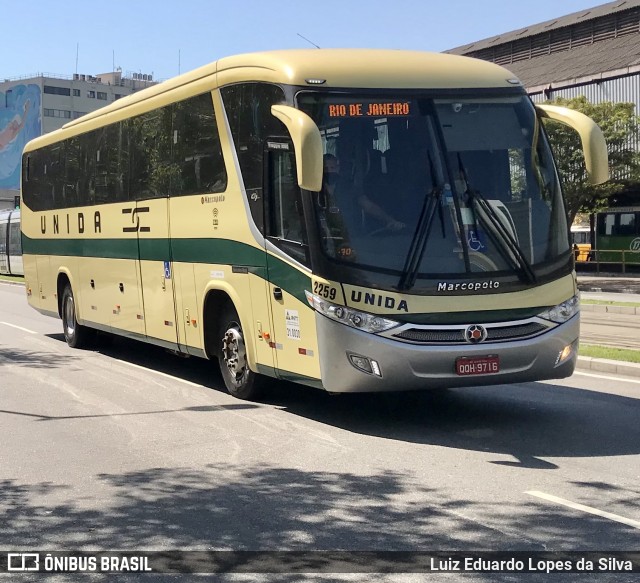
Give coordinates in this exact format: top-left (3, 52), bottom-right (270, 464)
top-left (217, 303), bottom-right (264, 400)
top-left (61, 284), bottom-right (92, 349)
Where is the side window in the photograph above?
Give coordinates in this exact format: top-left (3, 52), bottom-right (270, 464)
top-left (172, 93), bottom-right (227, 196)
top-left (100, 123), bottom-right (129, 203)
top-left (130, 107), bottom-right (173, 200)
top-left (82, 130), bottom-right (99, 206)
top-left (0, 223), bottom-right (6, 253)
top-left (617, 213), bottom-right (636, 236)
top-left (267, 148), bottom-right (309, 266)
top-left (48, 144), bottom-right (65, 210)
top-left (221, 83), bottom-right (286, 232)
top-left (64, 136), bottom-right (81, 208)
top-left (9, 221), bottom-right (21, 256)
top-left (33, 149), bottom-right (53, 211)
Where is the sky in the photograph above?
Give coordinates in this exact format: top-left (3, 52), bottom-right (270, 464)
top-left (3, 0), bottom-right (607, 82)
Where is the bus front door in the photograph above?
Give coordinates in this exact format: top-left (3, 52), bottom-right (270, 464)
top-left (264, 146), bottom-right (320, 385)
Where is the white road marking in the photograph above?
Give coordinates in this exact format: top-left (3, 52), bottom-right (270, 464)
top-left (0, 321), bottom-right (37, 334)
top-left (526, 490), bottom-right (640, 530)
top-left (573, 371), bottom-right (640, 385)
top-left (112, 358), bottom-right (204, 388)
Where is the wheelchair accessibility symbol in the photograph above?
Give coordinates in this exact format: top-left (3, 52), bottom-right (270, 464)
top-left (468, 229), bottom-right (485, 252)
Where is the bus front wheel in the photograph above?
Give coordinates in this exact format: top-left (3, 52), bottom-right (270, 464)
top-left (217, 303), bottom-right (264, 400)
top-left (61, 285), bottom-right (91, 349)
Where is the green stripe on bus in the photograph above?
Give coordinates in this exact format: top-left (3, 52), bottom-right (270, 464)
top-left (22, 235), bottom-right (311, 304)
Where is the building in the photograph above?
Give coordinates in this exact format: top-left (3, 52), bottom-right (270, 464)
top-left (448, 0), bottom-right (640, 108)
top-left (449, 0), bottom-right (640, 208)
top-left (0, 69), bottom-right (155, 209)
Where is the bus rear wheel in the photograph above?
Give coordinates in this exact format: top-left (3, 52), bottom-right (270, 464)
top-left (61, 284), bottom-right (92, 349)
top-left (217, 304), bottom-right (263, 400)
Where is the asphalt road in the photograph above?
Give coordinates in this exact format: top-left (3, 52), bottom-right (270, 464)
top-left (1, 281), bottom-right (639, 582)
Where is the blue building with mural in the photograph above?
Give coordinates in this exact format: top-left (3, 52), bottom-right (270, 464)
top-left (0, 84), bottom-right (41, 194)
top-left (0, 70), bottom-right (155, 209)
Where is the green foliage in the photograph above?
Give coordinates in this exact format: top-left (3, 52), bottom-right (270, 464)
top-left (542, 96), bottom-right (640, 223)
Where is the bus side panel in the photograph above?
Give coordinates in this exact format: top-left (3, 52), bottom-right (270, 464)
top-left (35, 255), bottom-right (54, 313)
top-left (77, 256), bottom-right (144, 335)
top-left (173, 262), bottom-right (202, 355)
top-left (111, 258), bottom-right (145, 336)
top-left (78, 257), bottom-right (109, 328)
top-left (265, 281), bottom-right (321, 384)
top-left (22, 252), bottom-right (39, 310)
top-left (247, 272), bottom-right (278, 377)
top-left (138, 199), bottom-right (180, 348)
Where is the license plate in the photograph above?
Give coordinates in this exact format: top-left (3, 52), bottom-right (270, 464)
top-left (455, 355), bottom-right (499, 376)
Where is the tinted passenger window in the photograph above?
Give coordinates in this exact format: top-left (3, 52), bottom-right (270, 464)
top-left (173, 93), bottom-right (227, 196)
top-left (221, 83), bottom-right (286, 232)
top-left (22, 92), bottom-right (227, 210)
top-left (130, 108), bottom-right (174, 199)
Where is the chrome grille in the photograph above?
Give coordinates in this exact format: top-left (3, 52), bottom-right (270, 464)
top-left (392, 321), bottom-right (549, 344)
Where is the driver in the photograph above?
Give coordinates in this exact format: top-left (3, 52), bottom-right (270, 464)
top-left (322, 154), bottom-right (405, 233)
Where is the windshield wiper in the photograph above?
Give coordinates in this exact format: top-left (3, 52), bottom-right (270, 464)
top-left (457, 154), bottom-right (536, 284)
top-left (397, 185), bottom-right (443, 291)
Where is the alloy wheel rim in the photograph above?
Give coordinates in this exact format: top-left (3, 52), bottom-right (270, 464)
top-left (64, 295), bottom-right (76, 337)
top-left (222, 325), bottom-right (247, 385)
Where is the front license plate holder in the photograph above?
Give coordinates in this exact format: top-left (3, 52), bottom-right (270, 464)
top-left (455, 355), bottom-right (500, 376)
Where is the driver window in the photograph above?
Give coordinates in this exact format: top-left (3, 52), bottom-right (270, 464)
top-left (267, 149), bottom-right (309, 265)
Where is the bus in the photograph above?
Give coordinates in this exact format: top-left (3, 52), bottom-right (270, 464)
top-left (570, 224), bottom-right (592, 262)
top-left (0, 208), bottom-right (22, 276)
top-left (20, 49), bottom-right (608, 400)
top-left (595, 206), bottom-right (640, 265)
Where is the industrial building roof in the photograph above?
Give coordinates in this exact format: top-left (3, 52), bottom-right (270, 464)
top-left (450, 0), bottom-right (640, 55)
top-left (448, 0), bottom-right (640, 89)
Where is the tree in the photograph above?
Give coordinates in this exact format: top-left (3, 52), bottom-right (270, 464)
top-left (542, 96), bottom-right (640, 224)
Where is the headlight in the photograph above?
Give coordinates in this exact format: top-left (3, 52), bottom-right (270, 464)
top-left (538, 294), bottom-right (580, 323)
top-left (305, 291), bottom-right (400, 334)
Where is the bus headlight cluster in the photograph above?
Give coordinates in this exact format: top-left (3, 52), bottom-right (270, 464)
top-left (537, 294), bottom-right (580, 323)
top-left (305, 291), bottom-right (400, 334)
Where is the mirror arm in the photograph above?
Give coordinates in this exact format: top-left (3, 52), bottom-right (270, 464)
top-left (536, 103), bottom-right (609, 185)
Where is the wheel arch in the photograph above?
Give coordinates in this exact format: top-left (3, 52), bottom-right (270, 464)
top-left (56, 269), bottom-right (75, 319)
top-left (201, 282), bottom-right (257, 369)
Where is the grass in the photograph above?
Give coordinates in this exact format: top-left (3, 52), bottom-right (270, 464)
top-left (580, 344), bottom-right (640, 364)
top-left (0, 274), bottom-right (24, 284)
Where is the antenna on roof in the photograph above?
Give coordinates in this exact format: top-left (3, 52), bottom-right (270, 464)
top-left (297, 33), bottom-right (321, 49)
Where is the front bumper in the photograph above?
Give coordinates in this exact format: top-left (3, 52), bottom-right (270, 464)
top-left (316, 313), bottom-right (579, 392)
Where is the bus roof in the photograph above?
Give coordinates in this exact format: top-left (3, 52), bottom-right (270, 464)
top-left (26, 49), bottom-right (521, 150)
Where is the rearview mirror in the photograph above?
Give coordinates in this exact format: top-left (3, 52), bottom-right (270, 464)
top-left (536, 104), bottom-right (609, 185)
top-left (271, 105), bottom-right (323, 192)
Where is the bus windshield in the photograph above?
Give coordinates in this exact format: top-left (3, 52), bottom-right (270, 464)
top-left (297, 92), bottom-right (569, 286)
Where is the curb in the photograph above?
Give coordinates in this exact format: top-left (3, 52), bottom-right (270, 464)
top-left (0, 279), bottom-right (25, 287)
top-left (576, 355), bottom-right (640, 379)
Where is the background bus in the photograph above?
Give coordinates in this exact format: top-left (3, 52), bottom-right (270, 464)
top-left (570, 224), bottom-right (592, 262)
top-left (0, 208), bottom-right (22, 276)
top-left (595, 206), bottom-right (640, 265)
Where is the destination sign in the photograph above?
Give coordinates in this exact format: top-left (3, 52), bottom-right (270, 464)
top-left (328, 101), bottom-right (411, 118)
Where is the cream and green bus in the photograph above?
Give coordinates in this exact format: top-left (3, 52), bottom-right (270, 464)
top-left (21, 49), bottom-right (608, 399)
